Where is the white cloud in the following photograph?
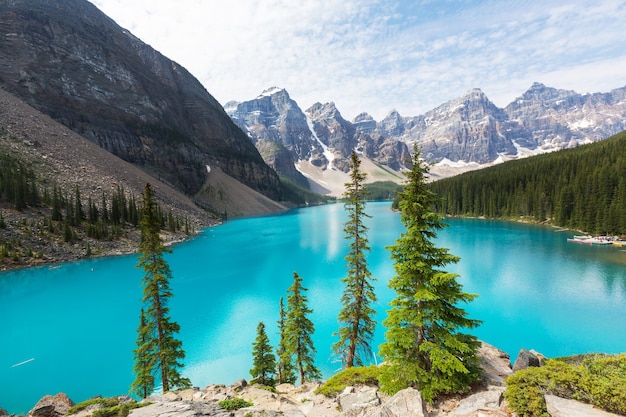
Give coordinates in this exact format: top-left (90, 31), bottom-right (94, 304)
top-left (90, 0), bottom-right (626, 120)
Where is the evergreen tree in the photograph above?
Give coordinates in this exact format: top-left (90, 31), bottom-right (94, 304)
top-left (379, 148), bottom-right (481, 402)
top-left (130, 308), bottom-right (155, 398)
top-left (250, 321), bottom-right (276, 387)
top-left (285, 272), bottom-right (321, 384)
top-left (51, 186), bottom-right (63, 221)
top-left (101, 191), bottom-right (109, 222)
top-left (134, 183), bottom-right (191, 393)
top-left (333, 151), bottom-right (377, 368)
top-left (74, 186), bottom-right (85, 224)
top-left (276, 297), bottom-right (297, 385)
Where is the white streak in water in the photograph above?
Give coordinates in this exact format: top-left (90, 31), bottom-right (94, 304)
top-left (11, 358), bottom-right (35, 368)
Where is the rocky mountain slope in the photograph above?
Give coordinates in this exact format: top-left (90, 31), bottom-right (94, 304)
top-left (226, 88), bottom-right (410, 196)
top-left (228, 83), bottom-right (626, 191)
top-left (0, 84), bottom-right (291, 268)
top-left (0, 0), bottom-right (283, 208)
top-left (0, 85), bottom-right (214, 266)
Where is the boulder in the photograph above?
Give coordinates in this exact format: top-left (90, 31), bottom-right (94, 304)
top-left (128, 400), bottom-right (232, 417)
top-left (27, 393), bottom-right (74, 417)
top-left (545, 394), bottom-right (622, 417)
top-left (477, 342), bottom-right (512, 386)
top-left (512, 349), bottom-right (542, 371)
top-left (232, 379), bottom-right (249, 391)
top-left (371, 388), bottom-right (427, 417)
top-left (338, 386), bottom-right (380, 412)
top-left (452, 387), bottom-right (504, 416)
top-left (0, 407), bottom-right (8, 416)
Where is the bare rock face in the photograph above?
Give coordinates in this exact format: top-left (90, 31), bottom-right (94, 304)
top-left (128, 400), bottom-right (233, 417)
top-left (545, 394), bottom-right (622, 417)
top-left (337, 386), bottom-right (380, 412)
top-left (512, 348), bottom-right (543, 372)
top-left (390, 89), bottom-right (519, 164)
top-left (306, 102), bottom-right (358, 172)
top-left (0, 0), bottom-right (281, 203)
top-left (477, 341), bottom-right (513, 386)
top-left (227, 88), bottom-right (314, 186)
top-left (505, 82), bottom-right (626, 151)
top-left (27, 393), bottom-right (74, 417)
top-left (372, 388), bottom-right (427, 417)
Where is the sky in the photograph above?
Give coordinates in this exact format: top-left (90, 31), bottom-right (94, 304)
top-left (90, 0), bottom-right (626, 121)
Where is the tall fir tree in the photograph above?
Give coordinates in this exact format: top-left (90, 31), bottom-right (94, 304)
top-left (379, 148), bottom-right (481, 402)
top-left (130, 308), bottom-right (155, 398)
top-left (133, 183), bottom-right (191, 394)
top-left (276, 297), bottom-right (297, 385)
top-left (333, 151), bottom-right (377, 368)
top-left (250, 321), bottom-right (277, 386)
top-left (285, 272), bottom-right (321, 384)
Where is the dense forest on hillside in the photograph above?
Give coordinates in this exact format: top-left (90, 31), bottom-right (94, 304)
top-left (427, 131), bottom-right (626, 235)
top-left (0, 150), bottom-right (193, 267)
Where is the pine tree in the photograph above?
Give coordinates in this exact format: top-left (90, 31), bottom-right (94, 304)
top-left (285, 272), bottom-right (321, 384)
top-left (134, 183), bottom-right (191, 393)
top-left (130, 308), bottom-right (155, 398)
top-left (250, 321), bottom-right (277, 387)
top-left (379, 148), bottom-right (481, 402)
top-left (276, 297), bottom-right (297, 385)
top-left (74, 186), bottom-right (85, 224)
top-left (333, 151), bottom-right (377, 368)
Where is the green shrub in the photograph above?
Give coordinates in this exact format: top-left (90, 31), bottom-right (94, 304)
top-left (68, 397), bottom-right (119, 414)
top-left (315, 365), bottom-right (381, 397)
top-left (217, 398), bottom-right (253, 410)
top-left (67, 397), bottom-right (147, 417)
top-left (505, 354), bottom-right (626, 417)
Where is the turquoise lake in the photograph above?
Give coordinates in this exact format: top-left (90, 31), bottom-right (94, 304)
top-left (1, 201), bottom-right (626, 414)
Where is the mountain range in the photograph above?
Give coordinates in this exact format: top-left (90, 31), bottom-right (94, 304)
top-left (226, 83), bottom-right (626, 193)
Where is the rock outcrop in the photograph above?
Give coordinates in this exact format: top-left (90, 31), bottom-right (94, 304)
top-left (545, 394), bottom-right (623, 417)
top-left (512, 348), bottom-right (545, 372)
top-left (27, 393), bottom-right (74, 417)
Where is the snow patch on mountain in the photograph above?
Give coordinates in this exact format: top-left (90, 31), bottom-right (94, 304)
top-left (305, 113), bottom-right (334, 165)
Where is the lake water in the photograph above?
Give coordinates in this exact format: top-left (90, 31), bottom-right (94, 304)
top-left (1, 201), bottom-right (626, 414)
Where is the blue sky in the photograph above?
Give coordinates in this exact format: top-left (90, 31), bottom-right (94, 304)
top-left (91, 0), bottom-right (626, 120)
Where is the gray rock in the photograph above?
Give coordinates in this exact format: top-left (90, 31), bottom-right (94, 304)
top-left (27, 393), bottom-right (74, 417)
top-left (370, 387), bottom-right (427, 417)
top-left (129, 400), bottom-right (233, 417)
top-left (284, 410), bottom-right (306, 417)
top-left (512, 349), bottom-right (542, 371)
top-left (0, 408), bottom-right (8, 416)
top-left (477, 341), bottom-right (512, 386)
top-left (234, 409), bottom-right (279, 417)
top-left (452, 387), bottom-right (504, 416)
top-left (232, 379), bottom-right (248, 391)
top-left (545, 394), bottom-right (622, 417)
top-left (337, 386), bottom-right (380, 412)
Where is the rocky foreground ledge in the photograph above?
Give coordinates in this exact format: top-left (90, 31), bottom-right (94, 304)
top-left (5, 343), bottom-right (621, 417)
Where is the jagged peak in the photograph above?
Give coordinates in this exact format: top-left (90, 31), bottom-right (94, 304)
top-left (257, 86), bottom-right (286, 98)
top-left (384, 109), bottom-right (402, 119)
top-left (306, 101), bottom-right (339, 115)
top-left (353, 112), bottom-right (375, 123)
top-left (463, 88), bottom-right (488, 99)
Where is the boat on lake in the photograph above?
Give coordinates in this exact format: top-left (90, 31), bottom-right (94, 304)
top-left (567, 235), bottom-right (617, 245)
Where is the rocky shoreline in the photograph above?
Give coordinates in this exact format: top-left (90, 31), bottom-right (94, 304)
top-left (4, 343), bottom-right (621, 417)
